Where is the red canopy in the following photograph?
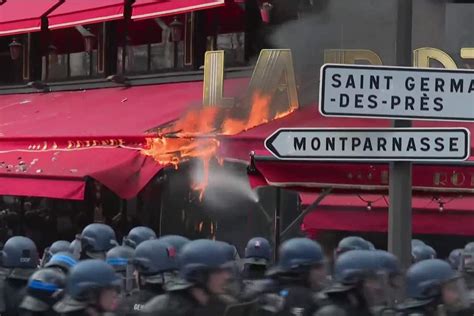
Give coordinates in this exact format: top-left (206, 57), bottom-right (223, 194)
top-left (301, 193), bottom-right (474, 236)
top-left (0, 0), bottom-right (60, 36)
top-left (47, 0), bottom-right (124, 30)
top-left (131, 0), bottom-right (225, 21)
top-left (0, 78), bottom-right (247, 200)
top-left (228, 106), bottom-right (474, 194)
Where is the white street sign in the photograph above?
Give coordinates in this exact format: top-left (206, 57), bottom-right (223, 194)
top-left (264, 128), bottom-right (470, 162)
top-left (319, 64), bottom-right (474, 121)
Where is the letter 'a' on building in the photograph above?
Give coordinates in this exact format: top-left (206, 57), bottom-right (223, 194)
top-left (319, 64), bottom-right (474, 122)
top-left (265, 128), bottom-right (470, 162)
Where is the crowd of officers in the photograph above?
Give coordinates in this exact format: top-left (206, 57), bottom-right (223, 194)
top-left (0, 223), bottom-right (473, 316)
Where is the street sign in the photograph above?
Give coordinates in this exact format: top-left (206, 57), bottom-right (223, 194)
top-left (319, 64), bottom-right (474, 121)
top-left (264, 128), bottom-right (470, 162)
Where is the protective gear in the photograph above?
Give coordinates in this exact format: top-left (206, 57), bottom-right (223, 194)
top-left (244, 237), bottom-right (271, 265)
top-left (134, 239), bottom-right (177, 281)
top-left (412, 244), bottom-right (437, 263)
top-left (142, 240), bottom-right (233, 315)
top-left (448, 249), bottom-right (463, 270)
top-left (44, 252), bottom-right (77, 274)
top-left (335, 236), bottom-right (372, 258)
top-left (1, 236), bottom-right (39, 269)
top-left (123, 226), bottom-right (156, 249)
top-left (53, 259), bottom-right (121, 314)
top-left (80, 223), bottom-right (117, 260)
top-left (270, 238), bottom-right (324, 275)
top-left (399, 259), bottom-right (470, 314)
top-left (461, 242), bottom-right (474, 273)
top-left (19, 268), bottom-right (66, 313)
top-left (157, 235), bottom-right (190, 253)
top-left (411, 239), bottom-right (426, 248)
top-left (40, 241), bottom-right (71, 267)
top-left (106, 246), bottom-right (135, 294)
top-left (68, 236), bottom-right (81, 260)
top-left (321, 250), bottom-right (398, 316)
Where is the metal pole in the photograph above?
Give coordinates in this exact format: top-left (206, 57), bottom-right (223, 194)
top-left (389, 0), bottom-right (413, 272)
top-left (273, 187), bottom-right (281, 262)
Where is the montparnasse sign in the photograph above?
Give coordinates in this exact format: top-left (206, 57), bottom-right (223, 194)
top-left (202, 47), bottom-right (474, 112)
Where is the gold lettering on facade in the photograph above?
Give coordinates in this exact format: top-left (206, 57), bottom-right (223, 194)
top-left (451, 172), bottom-right (466, 187)
top-left (461, 48), bottom-right (474, 60)
top-left (247, 49), bottom-right (299, 110)
top-left (203, 50), bottom-right (235, 107)
top-left (433, 172), bottom-right (448, 186)
top-left (413, 48), bottom-right (457, 69)
top-left (324, 49), bottom-right (383, 65)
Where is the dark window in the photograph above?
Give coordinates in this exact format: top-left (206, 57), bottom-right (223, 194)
top-left (0, 36), bottom-right (25, 84)
top-left (42, 25), bottom-right (102, 81)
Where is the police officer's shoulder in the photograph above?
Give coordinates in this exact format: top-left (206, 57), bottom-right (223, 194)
top-left (141, 292), bottom-right (189, 314)
top-left (313, 304), bottom-right (347, 316)
top-left (240, 278), bottom-right (275, 301)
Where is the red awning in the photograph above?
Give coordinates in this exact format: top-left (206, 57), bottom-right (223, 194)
top-left (0, 0), bottom-right (60, 36)
top-left (131, 0), bottom-right (225, 21)
top-left (0, 79), bottom-right (247, 200)
top-left (301, 194), bottom-right (474, 236)
top-left (225, 106), bottom-right (474, 194)
top-left (47, 0), bottom-right (124, 30)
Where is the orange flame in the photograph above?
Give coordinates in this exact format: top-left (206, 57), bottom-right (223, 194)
top-left (142, 91), bottom-right (296, 198)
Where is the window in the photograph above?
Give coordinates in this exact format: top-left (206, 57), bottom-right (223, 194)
top-left (117, 17), bottom-right (185, 74)
top-left (0, 36), bottom-right (25, 84)
top-left (42, 25), bottom-right (102, 81)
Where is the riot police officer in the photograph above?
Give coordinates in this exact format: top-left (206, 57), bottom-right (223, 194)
top-left (448, 249), bottom-right (463, 271)
top-left (123, 227), bottom-right (156, 249)
top-left (40, 241), bottom-right (71, 268)
top-left (242, 237), bottom-right (271, 281)
top-left (0, 236), bottom-right (39, 316)
top-left (157, 235), bottom-right (190, 253)
top-left (79, 223), bottom-right (118, 260)
top-left (396, 259), bottom-right (472, 315)
top-left (249, 238), bottom-right (327, 316)
top-left (412, 244), bottom-right (437, 263)
top-left (334, 236), bottom-right (373, 259)
top-left (44, 252), bottom-right (78, 276)
top-left (19, 268), bottom-right (66, 316)
top-left (54, 259), bottom-right (122, 316)
top-left (315, 249), bottom-right (400, 316)
top-left (106, 246), bottom-right (135, 294)
top-left (120, 239), bottom-right (178, 314)
top-left (460, 242), bottom-right (474, 290)
top-left (141, 239), bottom-right (233, 316)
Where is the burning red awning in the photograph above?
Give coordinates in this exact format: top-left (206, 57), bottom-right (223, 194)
top-left (131, 0), bottom-right (225, 21)
top-left (301, 194), bottom-right (474, 236)
top-left (0, 0), bottom-right (60, 36)
top-left (47, 0), bottom-right (124, 30)
top-left (0, 79), bottom-right (247, 200)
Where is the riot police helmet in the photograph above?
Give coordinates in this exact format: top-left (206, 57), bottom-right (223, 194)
top-left (448, 248), bottom-right (463, 270)
top-left (45, 251), bottom-right (78, 273)
top-left (20, 267), bottom-right (66, 312)
top-left (123, 226), bottom-right (156, 249)
top-left (133, 239), bottom-right (178, 282)
top-left (80, 223), bottom-right (117, 259)
top-left (1, 236), bottom-right (39, 269)
top-left (271, 238), bottom-right (324, 275)
top-left (244, 237), bottom-right (271, 265)
top-left (106, 246), bottom-right (134, 273)
top-left (157, 235), bottom-right (190, 253)
top-left (412, 244), bottom-right (437, 263)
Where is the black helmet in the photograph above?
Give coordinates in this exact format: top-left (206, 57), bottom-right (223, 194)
top-left (272, 238), bottom-right (324, 274)
top-left (335, 236), bottom-right (371, 256)
top-left (448, 249), bottom-right (463, 270)
top-left (123, 226), bottom-right (156, 249)
top-left (45, 251), bottom-right (78, 273)
top-left (42, 240), bottom-right (71, 267)
top-left (405, 259), bottom-right (458, 302)
top-left (20, 268), bottom-right (66, 312)
top-left (106, 246), bottom-right (134, 273)
top-left (1, 236), bottom-right (39, 269)
top-left (178, 239), bottom-right (231, 287)
top-left (412, 244), bottom-right (436, 263)
top-left (157, 235), bottom-right (190, 253)
top-left (80, 223), bottom-right (117, 259)
top-left (133, 240), bottom-right (178, 281)
top-left (64, 259), bottom-right (121, 301)
top-left (244, 237), bottom-right (271, 265)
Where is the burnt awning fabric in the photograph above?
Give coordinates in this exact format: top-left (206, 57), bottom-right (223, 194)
top-left (47, 0), bottom-right (124, 30)
top-left (0, 0), bottom-right (60, 36)
top-left (131, 0), bottom-right (225, 21)
top-left (301, 194), bottom-right (474, 236)
top-left (0, 80), bottom-right (247, 200)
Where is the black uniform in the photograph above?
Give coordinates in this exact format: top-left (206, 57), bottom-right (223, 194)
top-left (140, 290), bottom-right (200, 316)
top-left (119, 285), bottom-right (164, 315)
top-left (1, 269), bottom-right (36, 316)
